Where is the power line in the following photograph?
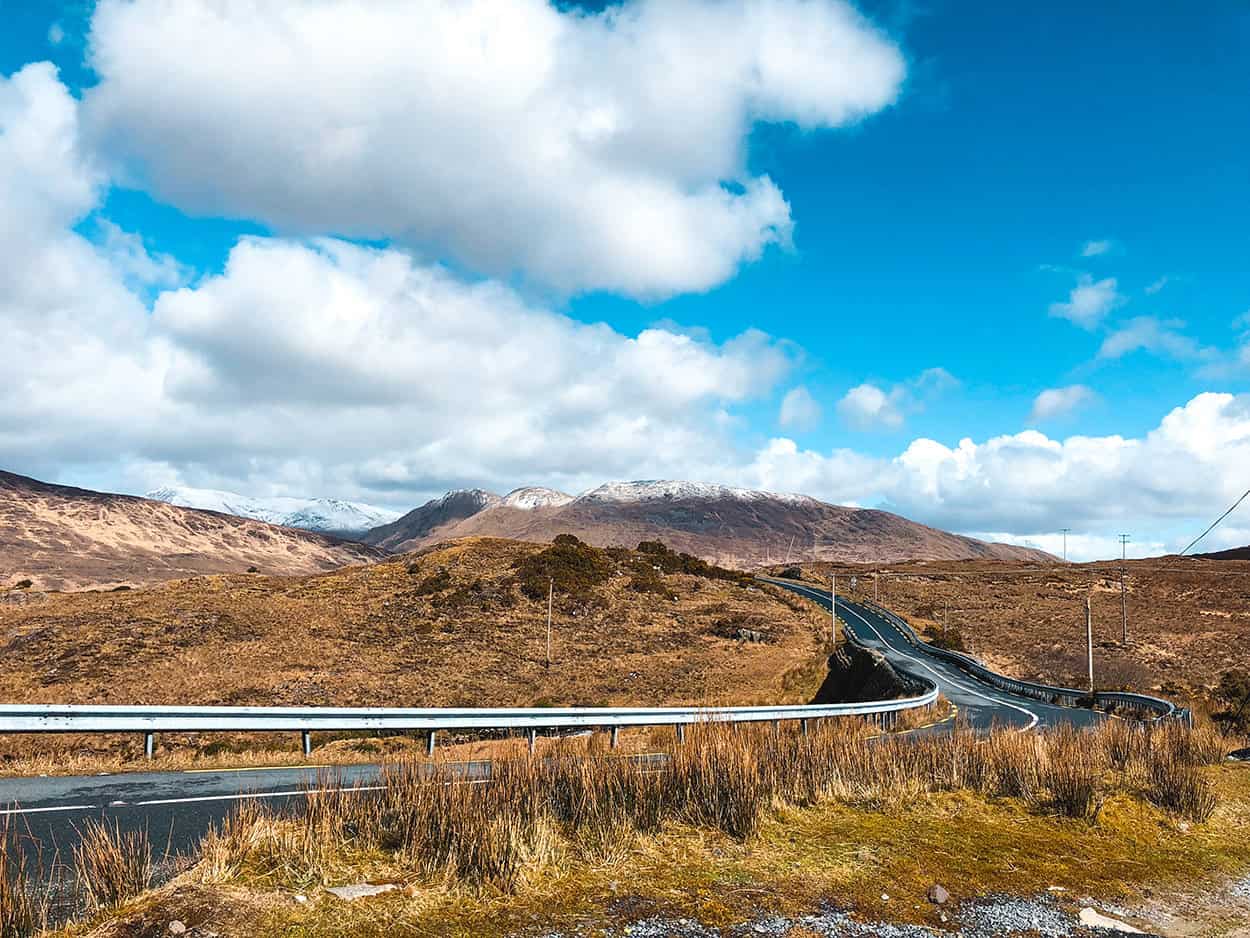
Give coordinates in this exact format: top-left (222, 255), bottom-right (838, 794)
top-left (1179, 488), bottom-right (1250, 556)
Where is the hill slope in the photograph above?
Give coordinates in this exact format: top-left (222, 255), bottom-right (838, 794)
top-left (366, 480), bottom-right (1054, 566)
top-left (0, 471), bottom-right (382, 591)
top-left (0, 537), bottom-right (828, 760)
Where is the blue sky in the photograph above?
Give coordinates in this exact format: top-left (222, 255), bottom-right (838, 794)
top-left (1, 1), bottom-right (1248, 559)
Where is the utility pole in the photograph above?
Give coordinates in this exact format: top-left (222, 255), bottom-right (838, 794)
top-left (1118, 534), bottom-right (1130, 644)
top-left (1061, 528), bottom-right (1071, 563)
top-left (546, 577), bottom-right (553, 670)
top-left (874, 572), bottom-right (879, 604)
top-left (943, 601), bottom-right (949, 639)
top-left (1086, 595), bottom-right (1094, 694)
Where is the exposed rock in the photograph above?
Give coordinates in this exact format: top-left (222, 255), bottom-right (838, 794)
top-left (325, 882), bottom-right (398, 901)
top-left (168, 923), bottom-right (186, 936)
top-left (927, 884), bottom-right (950, 905)
top-left (1078, 907), bottom-right (1144, 933)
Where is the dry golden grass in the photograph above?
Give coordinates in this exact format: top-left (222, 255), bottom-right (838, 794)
top-left (42, 722), bottom-right (1250, 938)
top-left (0, 537), bottom-right (828, 771)
top-left (780, 557), bottom-right (1250, 707)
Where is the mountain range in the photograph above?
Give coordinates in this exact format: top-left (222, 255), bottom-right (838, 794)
top-left (145, 485), bottom-right (399, 536)
top-left (361, 480), bottom-right (1053, 566)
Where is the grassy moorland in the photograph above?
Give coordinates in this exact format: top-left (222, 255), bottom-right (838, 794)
top-left (773, 558), bottom-right (1250, 720)
top-left (7, 720), bottom-right (1247, 938)
top-left (0, 537), bottom-right (831, 773)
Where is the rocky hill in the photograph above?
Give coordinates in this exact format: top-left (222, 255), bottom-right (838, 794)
top-left (0, 470), bottom-right (383, 591)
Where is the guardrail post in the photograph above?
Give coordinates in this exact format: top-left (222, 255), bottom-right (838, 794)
top-left (528, 728), bottom-right (538, 754)
top-left (144, 732), bottom-right (154, 760)
top-left (676, 724), bottom-right (686, 744)
top-left (301, 730), bottom-right (312, 757)
top-left (800, 718), bottom-right (809, 736)
top-left (426, 730), bottom-right (436, 757)
top-left (610, 726), bottom-right (619, 749)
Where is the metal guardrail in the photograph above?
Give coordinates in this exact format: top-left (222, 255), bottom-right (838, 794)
top-left (760, 576), bottom-right (1186, 725)
top-left (0, 685), bottom-right (940, 759)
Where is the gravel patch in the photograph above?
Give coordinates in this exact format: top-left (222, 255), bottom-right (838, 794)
top-left (535, 894), bottom-right (1168, 938)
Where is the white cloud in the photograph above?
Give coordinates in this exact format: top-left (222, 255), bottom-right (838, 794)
top-left (1048, 275), bottom-right (1123, 329)
top-left (1029, 385), bottom-right (1095, 423)
top-left (770, 392), bottom-right (1250, 548)
top-left (1145, 276), bottom-right (1168, 295)
top-left (835, 367), bottom-right (956, 430)
top-left (779, 386), bottom-right (822, 430)
top-left (838, 383), bottom-right (904, 429)
top-left (47, 23), bottom-right (65, 46)
top-left (83, 0), bottom-right (905, 299)
top-left (2, 62), bottom-right (803, 503)
top-left (1097, 316), bottom-right (1216, 362)
top-left (1080, 239), bottom-right (1112, 257)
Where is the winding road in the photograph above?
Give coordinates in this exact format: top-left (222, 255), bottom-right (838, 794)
top-left (772, 579), bottom-right (1101, 731)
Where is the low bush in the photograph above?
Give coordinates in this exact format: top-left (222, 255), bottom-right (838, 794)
top-left (513, 535), bottom-right (614, 602)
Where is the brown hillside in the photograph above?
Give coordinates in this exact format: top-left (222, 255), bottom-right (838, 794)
top-left (0, 470), bottom-right (382, 591)
top-left (377, 488), bottom-right (1054, 567)
top-left (0, 537), bottom-right (828, 760)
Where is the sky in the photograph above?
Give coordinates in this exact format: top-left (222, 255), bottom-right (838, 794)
top-left (1, 0), bottom-right (1248, 561)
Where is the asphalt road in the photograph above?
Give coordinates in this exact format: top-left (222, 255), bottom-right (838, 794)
top-left (2, 589), bottom-right (1097, 868)
top-left (774, 579), bottom-right (1102, 732)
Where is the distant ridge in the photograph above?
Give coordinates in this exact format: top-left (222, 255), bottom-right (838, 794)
top-left (362, 479), bottom-right (1055, 567)
top-left (1, 470), bottom-right (382, 591)
top-left (145, 485), bottom-right (399, 536)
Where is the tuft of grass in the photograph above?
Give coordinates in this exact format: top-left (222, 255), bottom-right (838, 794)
top-left (1, 818), bottom-right (43, 938)
top-left (1035, 726), bottom-right (1104, 820)
top-left (72, 819), bottom-right (152, 912)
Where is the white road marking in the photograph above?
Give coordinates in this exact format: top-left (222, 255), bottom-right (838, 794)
top-left (0, 776), bottom-right (506, 817)
top-left (0, 803), bottom-right (95, 817)
top-left (786, 582), bottom-right (1040, 732)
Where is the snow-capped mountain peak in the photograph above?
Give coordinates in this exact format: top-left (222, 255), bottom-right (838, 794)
top-left (501, 486), bottom-right (574, 510)
top-left (145, 486), bottom-right (400, 535)
top-left (575, 480), bottom-right (813, 505)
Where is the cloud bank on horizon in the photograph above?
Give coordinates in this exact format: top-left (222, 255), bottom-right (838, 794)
top-left (2, 0), bottom-right (1248, 562)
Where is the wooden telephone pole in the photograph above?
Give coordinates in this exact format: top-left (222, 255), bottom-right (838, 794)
top-left (546, 577), bottom-right (553, 670)
top-left (1086, 595), bottom-right (1094, 694)
top-left (1118, 534), bottom-right (1130, 644)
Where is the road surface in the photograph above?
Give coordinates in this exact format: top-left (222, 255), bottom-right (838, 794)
top-left (773, 579), bottom-right (1101, 732)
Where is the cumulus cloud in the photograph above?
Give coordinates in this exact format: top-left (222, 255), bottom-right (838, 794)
top-left (835, 367), bottom-right (956, 430)
top-left (1145, 276), bottom-right (1169, 295)
top-left (1, 61), bottom-right (804, 502)
top-left (838, 383), bottom-right (904, 428)
top-left (779, 386), bottom-right (822, 430)
top-left (1029, 385), bottom-right (1095, 423)
top-left (1097, 316), bottom-right (1216, 362)
top-left (1048, 274), bottom-right (1122, 329)
top-left (83, 0), bottom-right (905, 299)
top-left (752, 393), bottom-right (1250, 555)
top-left (1080, 239), bottom-right (1112, 257)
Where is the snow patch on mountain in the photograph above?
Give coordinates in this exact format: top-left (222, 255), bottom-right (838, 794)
top-left (501, 487), bottom-right (574, 510)
top-left (145, 486), bottom-right (400, 534)
top-left (576, 480), bottom-right (816, 505)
